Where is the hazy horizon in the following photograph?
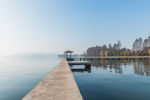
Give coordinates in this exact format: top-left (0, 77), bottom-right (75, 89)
top-left (1, 0), bottom-right (150, 56)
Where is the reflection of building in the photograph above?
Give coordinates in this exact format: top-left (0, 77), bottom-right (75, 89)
top-left (144, 67), bottom-right (150, 76)
top-left (133, 60), bottom-right (150, 76)
top-left (90, 60), bottom-right (123, 74)
top-left (90, 59), bottom-right (150, 76)
top-left (114, 64), bottom-right (122, 74)
top-left (133, 62), bottom-right (144, 75)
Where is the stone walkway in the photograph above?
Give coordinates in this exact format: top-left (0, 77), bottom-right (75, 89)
top-left (22, 59), bottom-right (83, 100)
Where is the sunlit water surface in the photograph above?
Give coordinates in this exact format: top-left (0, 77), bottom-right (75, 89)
top-left (72, 59), bottom-right (150, 100)
top-left (0, 54), bottom-right (60, 100)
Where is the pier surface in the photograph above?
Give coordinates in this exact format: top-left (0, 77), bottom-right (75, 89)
top-left (22, 59), bottom-right (83, 100)
top-left (68, 61), bottom-right (91, 66)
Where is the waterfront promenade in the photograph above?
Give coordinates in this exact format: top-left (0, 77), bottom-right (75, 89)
top-left (73, 56), bottom-right (150, 60)
top-left (22, 59), bottom-right (83, 100)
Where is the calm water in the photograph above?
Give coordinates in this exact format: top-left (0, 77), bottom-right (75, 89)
top-left (1, 55), bottom-right (150, 100)
top-left (0, 53), bottom-right (60, 100)
top-left (72, 59), bottom-right (150, 100)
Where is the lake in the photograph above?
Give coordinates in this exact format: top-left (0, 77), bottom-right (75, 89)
top-left (0, 53), bottom-right (60, 100)
top-left (72, 59), bottom-right (150, 100)
top-left (1, 55), bottom-right (150, 100)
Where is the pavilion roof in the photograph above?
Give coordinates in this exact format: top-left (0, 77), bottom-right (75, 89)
top-left (65, 50), bottom-right (73, 53)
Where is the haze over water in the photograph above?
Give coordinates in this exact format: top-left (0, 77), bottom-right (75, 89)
top-left (0, 53), bottom-right (60, 100)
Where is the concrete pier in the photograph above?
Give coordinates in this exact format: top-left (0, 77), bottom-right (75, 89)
top-left (22, 59), bottom-right (83, 100)
top-left (68, 61), bottom-right (91, 66)
top-left (72, 56), bottom-right (150, 61)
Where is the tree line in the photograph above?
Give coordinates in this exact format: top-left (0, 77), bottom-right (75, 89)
top-left (85, 36), bottom-right (150, 56)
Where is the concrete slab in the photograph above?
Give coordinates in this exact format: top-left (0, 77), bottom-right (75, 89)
top-left (22, 59), bottom-right (83, 100)
top-left (68, 61), bottom-right (91, 66)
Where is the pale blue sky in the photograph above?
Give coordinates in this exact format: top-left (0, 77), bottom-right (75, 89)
top-left (0, 0), bottom-right (150, 56)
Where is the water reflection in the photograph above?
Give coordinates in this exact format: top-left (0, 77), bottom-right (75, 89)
top-left (72, 59), bottom-right (150, 100)
top-left (70, 65), bottom-right (91, 73)
top-left (89, 59), bottom-right (150, 76)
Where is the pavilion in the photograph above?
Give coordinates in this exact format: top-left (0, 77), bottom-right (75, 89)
top-left (64, 50), bottom-right (73, 58)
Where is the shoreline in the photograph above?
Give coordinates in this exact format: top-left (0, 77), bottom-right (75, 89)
top-left (78, 56), bottom-right (150, 59)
